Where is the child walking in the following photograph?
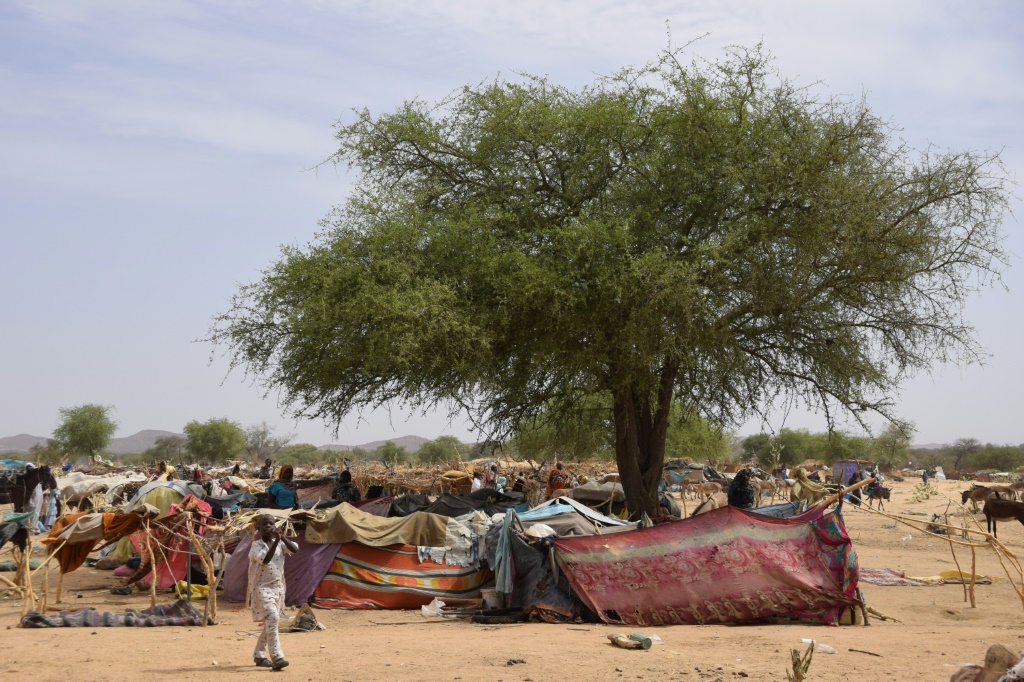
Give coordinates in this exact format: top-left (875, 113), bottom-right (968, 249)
top-left (249, 514), bottom-right (297, 670)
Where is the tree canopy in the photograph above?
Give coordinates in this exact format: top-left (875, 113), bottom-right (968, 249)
top-left (183, 418), bottom-right (245, 464)
top-left (212, 45), bottom-right (1009, 516)
top-left (243, 422), bottom-right (295, 461)
top-left (52, 404), bottom-right (117, 461)
top-left (145, 435), bottom-right (185, 464)
top-left (418, 435), bottom-right (466, 464)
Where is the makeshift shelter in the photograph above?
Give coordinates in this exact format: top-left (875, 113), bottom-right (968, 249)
top-left (224, 503), bottom-right (492, 610)
top-left (306, 504), bottom-right (492, 608)
top-left (124, 481), bottom-right (193, 516)
top-left (830, 460), bottom-right (875, 485)
top-left (55, 471), bottom-right (147, 506)
top-left (311, 543), bottom-right (492, 609)
top-left (222, 533), bottom-right (340, 607)
top-left (553, 505), bottom-right (858, 626)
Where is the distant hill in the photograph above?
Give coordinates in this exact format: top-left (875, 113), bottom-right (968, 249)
top-left (107, 430), bottom-right (183, 455)
top-left (320, 435), bottom-right (429, 454)
top-left (0, 433), bottom-right (48, 453)
top-left (0, 429), bottom-right (182, 455)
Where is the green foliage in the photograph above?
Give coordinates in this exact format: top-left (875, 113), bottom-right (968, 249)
top-left (664, 413), bottom-right (732, 465)
top-left (28, 439), bottom-right (66, 466)
top-left (374, 440), bottom-right (408, 465)
top-left (348, 447), bottom-right (371, 463)
top-left (871, 421), bottom-right (915, 466)
top-left (243, 422), bottom-right (295, 461)
top-left (742, 434), bottom-right (771, 462)
top-left (418, 435), bottom-right (465, 464)
top-left (909, 440), bottom-right (1024, 473)
top-left (211, 44), bottom-right (1009, 516)
top-left (52, 404), bottom-right (118, 460)
top-left (509, 398), bottom-right (615, 462)
top-left (144, 435), bottom-right (185, 464)
top-left (121, 451), bottom-right (161, 466)
top-left (466, 440), bottom-right (503, 461)
top-left (275, 443), bottom-right (324, 466)
top-left (748, 426), bottom-right (892, 468)
top-left (911, 481), bottom-right (939, 502)
top-left (182, 418), bottom-right (245, 464)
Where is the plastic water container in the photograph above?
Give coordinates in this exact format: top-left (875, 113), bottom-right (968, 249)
top-left (480, 588), bottom-right (500, 609)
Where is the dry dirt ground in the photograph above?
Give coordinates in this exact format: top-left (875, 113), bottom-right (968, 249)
top-left (2, 478), bottom-right (1023, 682)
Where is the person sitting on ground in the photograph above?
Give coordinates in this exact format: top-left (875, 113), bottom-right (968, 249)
top-left (148, 461), bottom-right (168, 482)
top-left (726, 468), bottom-right (755, 509)
top-left (547, 462), bottom-right (567, 497)
top-left (232, 462), bottom-right (241, 476)
top-left (267, 465), bottom-right (297, 509)
top-left (208, 477), bottom-right (225, 498)
top-left (192, 466), bottom-right (203, 484)
top-left (470, 471), bottom-right (484, 493)
top-left (333, 469), bottom-right (361, 504)
top-left (249, 514), bottom-right (297, 671)
top-left (512, 475), bottom-right (526, 493)
top-left (258, 458), bottom-right (274, 480)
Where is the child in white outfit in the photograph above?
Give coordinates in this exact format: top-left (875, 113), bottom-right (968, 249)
top-left (249, 514), bottom-right (297, 670)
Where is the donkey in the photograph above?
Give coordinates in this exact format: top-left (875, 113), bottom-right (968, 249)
top-left (962, 485), bottom-right (1015, 513)
top-left (867, 485), bottom-right (891, 510)
top-left (690, 492), bottom-right (728, 516)
top-left (982, 498), bottom-right (1024, 539)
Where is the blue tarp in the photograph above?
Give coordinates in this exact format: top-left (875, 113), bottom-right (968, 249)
top-left (0, 459), bottom-right (30, 472)
top-left (749, 501), bottom-right (806, 519)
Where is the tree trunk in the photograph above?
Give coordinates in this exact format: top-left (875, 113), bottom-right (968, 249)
top-left (612, 367), bottom-right (674, 519)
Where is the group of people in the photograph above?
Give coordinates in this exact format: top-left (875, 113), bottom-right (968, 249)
top-left (469, 462), bottom-right (532, 495)
top-left (261, 461), bottom-right (362, 510)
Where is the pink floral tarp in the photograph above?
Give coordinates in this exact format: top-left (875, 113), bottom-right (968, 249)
top-left (553, 505), bottom-right (859, 626)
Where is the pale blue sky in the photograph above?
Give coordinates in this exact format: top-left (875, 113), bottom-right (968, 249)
top-left (1, 1), bottom-right (1021, 447)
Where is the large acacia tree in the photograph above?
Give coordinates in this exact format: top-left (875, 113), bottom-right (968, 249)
top-left (213, 47), bottom-right (1009, 517)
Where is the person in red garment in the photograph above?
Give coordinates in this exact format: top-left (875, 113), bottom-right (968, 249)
top-left (249, 514), bottom-right (297, 670)
top-left (547, 462), bottom-right (567, 497)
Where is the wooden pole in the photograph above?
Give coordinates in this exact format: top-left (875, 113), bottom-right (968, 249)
top-left (206, 539), bottom-right (225, 621)
top-left (54, 571), bottom-right (64, 604)
top-left (39, 559), bottom-right (49, 614)
top-left (943, 511), bottom-right (969, 604)
top-left (144, 520), bottom-right (158, 608)
top-left (19, 542), bottom-right (34, 620)
top-left (969, 544), bottom-right (977, 608)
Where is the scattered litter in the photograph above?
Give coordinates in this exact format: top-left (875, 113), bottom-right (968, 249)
top-left (848, 649), bottom-right (882, 657)
top-left (420, 598), bottom-right (445, 618)
top-left (799, 639), bottom-right (836, 654)
top-left (609, 633), bottom-right (650, 650)
top-left (506, 659), bottom-right (527, 666)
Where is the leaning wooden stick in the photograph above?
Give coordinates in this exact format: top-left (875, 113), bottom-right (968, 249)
top-left (40, 558), bottom-right (49, 614)
top-left (806, 477), bottom-right (876, 514)
top-left (943, 509), bottom-right (969, 605)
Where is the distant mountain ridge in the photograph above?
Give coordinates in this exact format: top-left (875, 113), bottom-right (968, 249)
top-left (0, 430), bottom-right (429, 455)
top-left (320, 435), bottom-right (428, 454)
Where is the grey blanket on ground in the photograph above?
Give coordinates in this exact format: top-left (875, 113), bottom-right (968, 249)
top-left (21, 599), bottom-right (204, 627)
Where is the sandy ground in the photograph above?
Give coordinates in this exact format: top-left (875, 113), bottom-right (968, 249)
top-left (2, 478), bottom-right (1023, 682)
